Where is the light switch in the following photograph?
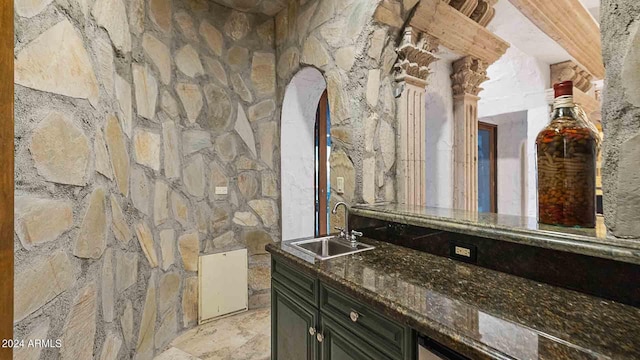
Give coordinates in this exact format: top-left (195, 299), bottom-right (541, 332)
top-left (215, 186), bottom-right (228, 195)
top-left (336, 177), bottom-right (344, 194)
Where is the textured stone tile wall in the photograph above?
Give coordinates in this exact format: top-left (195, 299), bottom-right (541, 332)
top-left (601, 0), bottom-right (640, 239)
top-left (14, 0), bottom-right (277, 358)
top-left (275, 0), bottom-right (417, 228)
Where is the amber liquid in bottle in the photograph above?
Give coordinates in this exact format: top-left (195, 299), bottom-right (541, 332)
top-left (536, 81), bottom-right (597, 228)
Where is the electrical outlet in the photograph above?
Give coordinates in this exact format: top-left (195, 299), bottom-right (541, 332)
top-left (337, 177), bottom-right (345, 194)
top-left (215, 186), bottom-right (228, 195)
top-left (449, 242), bottom-right (477, 263)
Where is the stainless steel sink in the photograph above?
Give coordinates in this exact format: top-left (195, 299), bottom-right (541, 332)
top-left (290, 235), bottom-right (374, 260)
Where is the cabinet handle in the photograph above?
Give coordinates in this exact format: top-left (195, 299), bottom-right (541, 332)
top-left (350, 310), bottom-right (359, 322)
top-left (309, 327), bottom-right (316, 336)
top-left (316, 333), bottom-right (324, 343)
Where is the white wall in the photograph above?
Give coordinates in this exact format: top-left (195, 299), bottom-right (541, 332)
top-left (425, 59), bottom-right (455, 209)
top-left (481, 111), bottom-right (528, 216)
top-left (281, 68), bottom-right (326, 241)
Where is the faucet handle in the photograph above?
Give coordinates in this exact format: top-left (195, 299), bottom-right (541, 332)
top-left (351, 230), bottom-right (363, 237)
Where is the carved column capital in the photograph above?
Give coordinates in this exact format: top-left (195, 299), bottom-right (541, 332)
top-left (451, 56), bottom-right (489, 97)
top-left (550, 60), bottom-right (593, 92)
top-left (394, 27), bottom-right (439, 86)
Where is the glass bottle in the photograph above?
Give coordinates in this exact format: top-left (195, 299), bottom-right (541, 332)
top-left (536, 81), bottom-right (597, 228)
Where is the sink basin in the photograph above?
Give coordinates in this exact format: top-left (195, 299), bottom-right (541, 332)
top-left (290, 235), bottom-right (374, 260)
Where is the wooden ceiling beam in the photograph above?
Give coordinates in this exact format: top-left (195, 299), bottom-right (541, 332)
top-left (508, 0), bottom-right (604, 79)
top-left (410, 0), bottom-right (509, 65)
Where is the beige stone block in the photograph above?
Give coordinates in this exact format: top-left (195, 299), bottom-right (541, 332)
top-left (178, 231), bottom-right (199, 272)
top-left (248, 199), bottom-right (278, 227)
top-left (116, 252), bottom-right (138, 293)
top-left (159, 229), bottom-right (175, 271)
top-left (258, 122), bottom-right (276, 169)
top-left (182, 130), bottom-right (212, 155)
top-left (175, 11), bottom-right (199, 42)
top-left (121, 300), bottom-right (134, 346)
top-left (171, 191), bottom-right (190, 227)
top-left (183, 154), bottom-right (206, 198)
top-left (14, 250), bottom-right (75, 322)
top-left (297, 2), bottom-right (318, 40)
top-left (257, 19), bottom-right (274, 43)
top-left (362, 156), bottom-right (376, 204)
top-left (238, 171), bottom-right (258, 200)
top-left (378, 119), bottom-right (395, 171)
top-left (135, 222), bottom-right (158, 267)
top-left (136, 273), bottom-right (157, 360)
top-left (150, 0), bottom-right (172, 33)
top-left (368, 29), bottom-right (386, 61)
top-left (99, 332), bottom-right (122, 360)
top-left (95, 128), bottom-right (113, 179)
top-left (216, 133), bottom-right (238, 163)
top-left (206, 231), bottom-right (238, 252)
top-left (233, 211), bottom-right (259, 227)
top-left (211, 207), bottom-right (231, 233)
top-left (162, 121), bottom-right (181, 179)
top-left (248, 100), bottom-right (275, 122)
top-left (142, 33), bottom-right (171, 85)
top-left (105, 114), bottom-right (130, 196)
top-left (15, 196), bottom-right (73, 249)
top-left (115, 75), bottom-right (133, 138)
top-left (74, 187), bottom-right (107, 259)
top-left (203, 56), bottom-right (228, 86)
top-left (13, 318), bottom-right (50, 360)
top-left (176, 83), bottom-right (203, 124)
top-left (335, 46), bottom-right (356, 71)
top-left (224, 11), bottom-right (250, 41)
top-left (92, 0), bottom-right (131, 53)
top-left (15, 0), bottom-right (53, 17)
top-left (130, 166), bottom-right (152, 216)
top-left (326, 71), bottom-right (348, 123)
top-left (161, 90), bottom-right (180, 119)
top-left (154, 180), bottom-right (170, 226)
top-left (366, 69), bottom-right (381, 107)
top-left (200, 20), bottom-right (224, 56)
top-left (227, 46), bottom-right (249, 70)
top-left (129, 0), bottom-right (145, 35)
top-left (182, 277), bottom-right (198, 327)
top-left (231, 73), bottom-right (253, 103)
top-left (613, 133), bottom-right (640, 237)
top-left (365, 113), bottom-right (377, 152)
top-left (155, 308), bottom-right (177, 351)
top-left (203, 84), bottom-right (232, 130)
top-left (93, 37), bottom-right (115, 96)
top-left (133, 128), bottom-right (161, 171)
top-left (158, 272), bottom-right (180, 316)
top-left (251, 52), bottom-right (276, 96)
top-left (101, 248), bottom-right (115, 323)
top-left (15, 20), bottom-right (99, 106)
top-left (277, 47), bottom-right (299, 79)
top-left (176, 44), bottom-right (204, 78)
top-left (301, 36), bottom-right (330, 68)
top-left (309, 0), bottom-right (334, 30)
top-left (244, 230), bottom-right (272, 255)
top-left (194, 201), bottom-right (210, 234)
top-left (133, 64), bottom-right (158, 120)
top-left (374, 2), bottom-right (403, 28)
top-left (110, 195), bottom-right (132, 243)
top-left (235, 104), bottom-right (257, 157)
top-left (30, 111), bottom-right (90, 186)
top-left (60, 283), bottom-right (97, 360)
top-left (249, 264), bottom-right (270, 291)
top-left (261, 171), bottom-right (277, 197)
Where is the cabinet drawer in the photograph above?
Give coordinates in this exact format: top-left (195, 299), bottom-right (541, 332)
top-left (272, 257), bottom-right (318, 305)
top-left (319, 283), bottom-right (407, 359)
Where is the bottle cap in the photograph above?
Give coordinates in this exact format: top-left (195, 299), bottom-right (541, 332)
top-left (554, 81), bottom-right (573, 97)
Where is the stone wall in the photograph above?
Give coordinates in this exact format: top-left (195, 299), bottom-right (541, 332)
top-left (275, 0), bottom-right (417, 228)
top-left (13, 0), bottom-right (277, 358)
top-left (600, 0), bottom-right (640, 239)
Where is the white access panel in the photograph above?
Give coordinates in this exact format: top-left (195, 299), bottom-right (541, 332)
top-left (198, 249), bottom-right (248, 323)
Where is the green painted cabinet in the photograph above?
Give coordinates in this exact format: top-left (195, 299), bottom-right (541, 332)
top-left (271, 255), bottom-right (415, 360)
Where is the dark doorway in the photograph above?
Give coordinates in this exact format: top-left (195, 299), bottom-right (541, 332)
top-left (478, 122), bottom-right (497, 213)
top-left (315, 90), bottom-right (330, 236)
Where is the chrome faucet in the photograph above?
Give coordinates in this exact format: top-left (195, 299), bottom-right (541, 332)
top-left (331, 202), bottom-right (363, 247)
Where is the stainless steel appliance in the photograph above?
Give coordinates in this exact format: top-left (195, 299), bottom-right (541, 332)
top-left (418, 336), bottom-right (469, 360)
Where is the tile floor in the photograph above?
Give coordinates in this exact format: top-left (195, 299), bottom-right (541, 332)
top-left (155, 308), bottom-right (271, 360)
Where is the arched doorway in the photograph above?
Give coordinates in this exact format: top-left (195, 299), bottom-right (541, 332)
top-left (281, 67), bottom-right (329, 241)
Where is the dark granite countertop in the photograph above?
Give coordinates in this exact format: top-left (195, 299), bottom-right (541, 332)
top-left (351, 203), bottom-right (640, 265)
top-left (267, 238), bottom-right (640, 360)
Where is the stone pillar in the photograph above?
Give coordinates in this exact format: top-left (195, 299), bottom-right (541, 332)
top-left (450, 56), bottom-right (488, 212)
top-left (394, 27), bottom-right (438, 206)
top-left (601, 0), bottom-right (640, 239)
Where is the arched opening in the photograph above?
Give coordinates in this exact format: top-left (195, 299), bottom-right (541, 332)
top-left (280, 67), bottom-right (329, 241)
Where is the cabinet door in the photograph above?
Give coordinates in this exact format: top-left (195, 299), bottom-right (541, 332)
top-left (272, 280), bottom-right (319, 360)
top-left (320, 315), bottom-right (394, 360)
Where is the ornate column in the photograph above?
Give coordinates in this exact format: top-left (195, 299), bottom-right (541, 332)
top-left (395, 27), bottom-right (439, 206)
top-left (450, 56), bottom-right (488, 211)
